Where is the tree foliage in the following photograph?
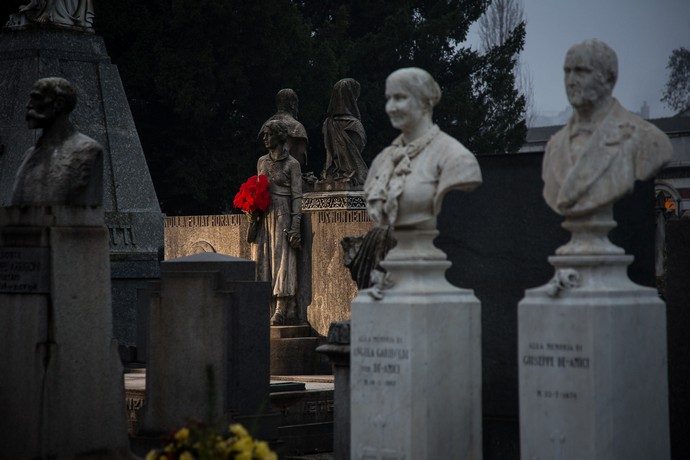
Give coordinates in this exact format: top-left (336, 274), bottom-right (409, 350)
top-left (2, 0), bottom-right (527, 214)
top-left (661, 47), bottom-right (690, 113)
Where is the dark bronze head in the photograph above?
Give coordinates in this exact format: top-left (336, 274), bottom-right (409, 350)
top-left (26, 77), bottom-right (77, 130)
top-left (276, 88), bottom-right (299, 118)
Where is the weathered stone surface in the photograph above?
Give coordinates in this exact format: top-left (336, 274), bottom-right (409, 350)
top-left (6, 0), bottom-right (95, 32)
top-left (0, 246), bottom-right (50, 293)
top-left (164, 195), bottom-right (372, 337)
top-left (259, 89), bottom-right (309, 169)
top-left (11, 77), bottom-right (103, 207)
top-left (140, 252), bottom-right (271, 434)
top-left (351, 232), bottom-right (482, 460)
top-left (164, 214), bottom-right (251, 260)
top-left (319, 78), bottom-right (367, 188)
top-left (255, 119), bottom-right (304, 325)
top-left (302, 202), bottom-right (371, 335)
top-left (270, 328), bottom-right (331, 376)
top-left (352, 68), bottom-right (483, 459)
top-left (542, 40), bottom-right (672, 220)
top-left (317, 321), bottom-right (351, 460)
top-left (519, 254), bottom-right (670, 460)
top-left (519, 40), bottom-right (671, 460)
top-left (0, 29), bottom-right (163, 350)
top-left (0, 206), bottom-right (130, 458)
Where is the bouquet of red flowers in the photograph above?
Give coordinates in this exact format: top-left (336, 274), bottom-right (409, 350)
top-left (233, 175), bottom-right (271, 243)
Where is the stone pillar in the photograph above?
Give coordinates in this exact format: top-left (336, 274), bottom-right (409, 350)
top-left (301, 190), bottom-right (372, 335)
top-left (350, 229), bottom-right (482, 459)
top-left (140, 253), bottom-right (271, 434)
top-left (518, 211), bottom-right (670, 459)
top-left (317, 321), bottom-right (351, 460)
top-left (0, 206), bottom-right (130, 458)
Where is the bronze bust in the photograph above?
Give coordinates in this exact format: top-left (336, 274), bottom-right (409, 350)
top-left (11, 77), bottom-right (103, 207)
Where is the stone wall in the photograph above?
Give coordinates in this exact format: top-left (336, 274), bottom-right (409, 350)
top-left (164, 192), bottom-right (373, 336)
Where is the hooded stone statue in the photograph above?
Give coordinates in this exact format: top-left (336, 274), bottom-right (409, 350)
top-left (259, 89), bottom-right (309, 168)
top-left (321, 78), bottom-right (368, 186)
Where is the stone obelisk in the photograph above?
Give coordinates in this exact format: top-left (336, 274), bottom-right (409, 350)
top-left (0, 2), bottom-right (162, 357)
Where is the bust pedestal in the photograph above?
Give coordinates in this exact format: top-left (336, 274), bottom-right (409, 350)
top-left (0, 206), bottom-right (130, 458)
top-left (518, 209), bottom-right (670, 459)
top-left (350, 228), bottom-right (482, 459)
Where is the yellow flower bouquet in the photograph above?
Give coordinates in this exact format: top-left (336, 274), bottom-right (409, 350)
top-left (146, 421), bottom-right (277, 460)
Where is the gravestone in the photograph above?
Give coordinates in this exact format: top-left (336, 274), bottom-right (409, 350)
top-left (0, 21), bottom-right (163, 353)
top-left (0, 206), bottom-right (130, 458)
top-left (317, 321), bottom-right (352, 460)
top-left (659, 219), bottom-right (690, 458)
top-left (140, 252), bottom-right (271, 433)
top-left (518, 40), bottom-right (671, 460)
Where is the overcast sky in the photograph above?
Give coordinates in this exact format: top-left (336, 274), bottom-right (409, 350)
top-left (467, 0), bottom-right (690, 119)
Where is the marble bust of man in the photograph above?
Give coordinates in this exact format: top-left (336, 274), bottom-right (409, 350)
top-left (542, 39), bottom-right (672, 217)
top-left (11, 77), bottom-right (103, 207)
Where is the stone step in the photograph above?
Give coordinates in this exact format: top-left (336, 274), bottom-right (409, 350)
top-left (270, 325), bottom-right (314, 339)
top-left (271, 336), bottom-right (332, 375)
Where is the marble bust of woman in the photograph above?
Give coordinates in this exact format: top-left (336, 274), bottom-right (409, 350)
top-left (365, 68), bottom-right (482, 231)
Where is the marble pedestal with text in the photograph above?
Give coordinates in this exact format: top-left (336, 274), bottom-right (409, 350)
top-left (518, 219), bottom-right (670, 460)
top-left (351, 229), bottom-right (482, 460)
top-left (0, 206), bottom-right (130, 458)
top-left (301, 191), bottom-right (372, 334)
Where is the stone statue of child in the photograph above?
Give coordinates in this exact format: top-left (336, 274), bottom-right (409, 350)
top-left (543, 39), bottom-right (672, 222)
top-left (11, 77), bottom-right (103, 207)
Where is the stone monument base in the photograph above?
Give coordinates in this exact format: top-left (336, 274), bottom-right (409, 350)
top-left (518, 254), bottom-right (670, 459)
top-left (350, 230), bottom-right (482, 459)
top-left (163, 191), bottom-right (373, 338)
top-left (0, 206), bottom-right (130, 458)
top-left (270, 326), bottom-right (331, 375)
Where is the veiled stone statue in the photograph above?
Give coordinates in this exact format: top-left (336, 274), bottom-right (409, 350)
top-left (6, 0), bottom-right (94, 31)
top-left (11, 77), bottom-right (103, 207)
top-left (252, 119), bottom-right (303, 325)
top-left (542, 39), bottom-right (673, 255)
top-left (321, 78), bottom-right (368, 188)
top-left (259, 89), bottom-right (309, 169)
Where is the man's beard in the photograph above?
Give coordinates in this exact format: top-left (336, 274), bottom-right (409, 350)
top-left (26, 110), bottom-right (48, 129)
top-left (567, 79), bottom-right (610, 109)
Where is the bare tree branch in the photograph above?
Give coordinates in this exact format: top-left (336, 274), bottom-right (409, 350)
top-left (478, 0), bottom-right (535, 125)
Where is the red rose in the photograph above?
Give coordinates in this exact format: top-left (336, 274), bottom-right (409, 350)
top-left (233, 175), bottom-right (271, 214)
